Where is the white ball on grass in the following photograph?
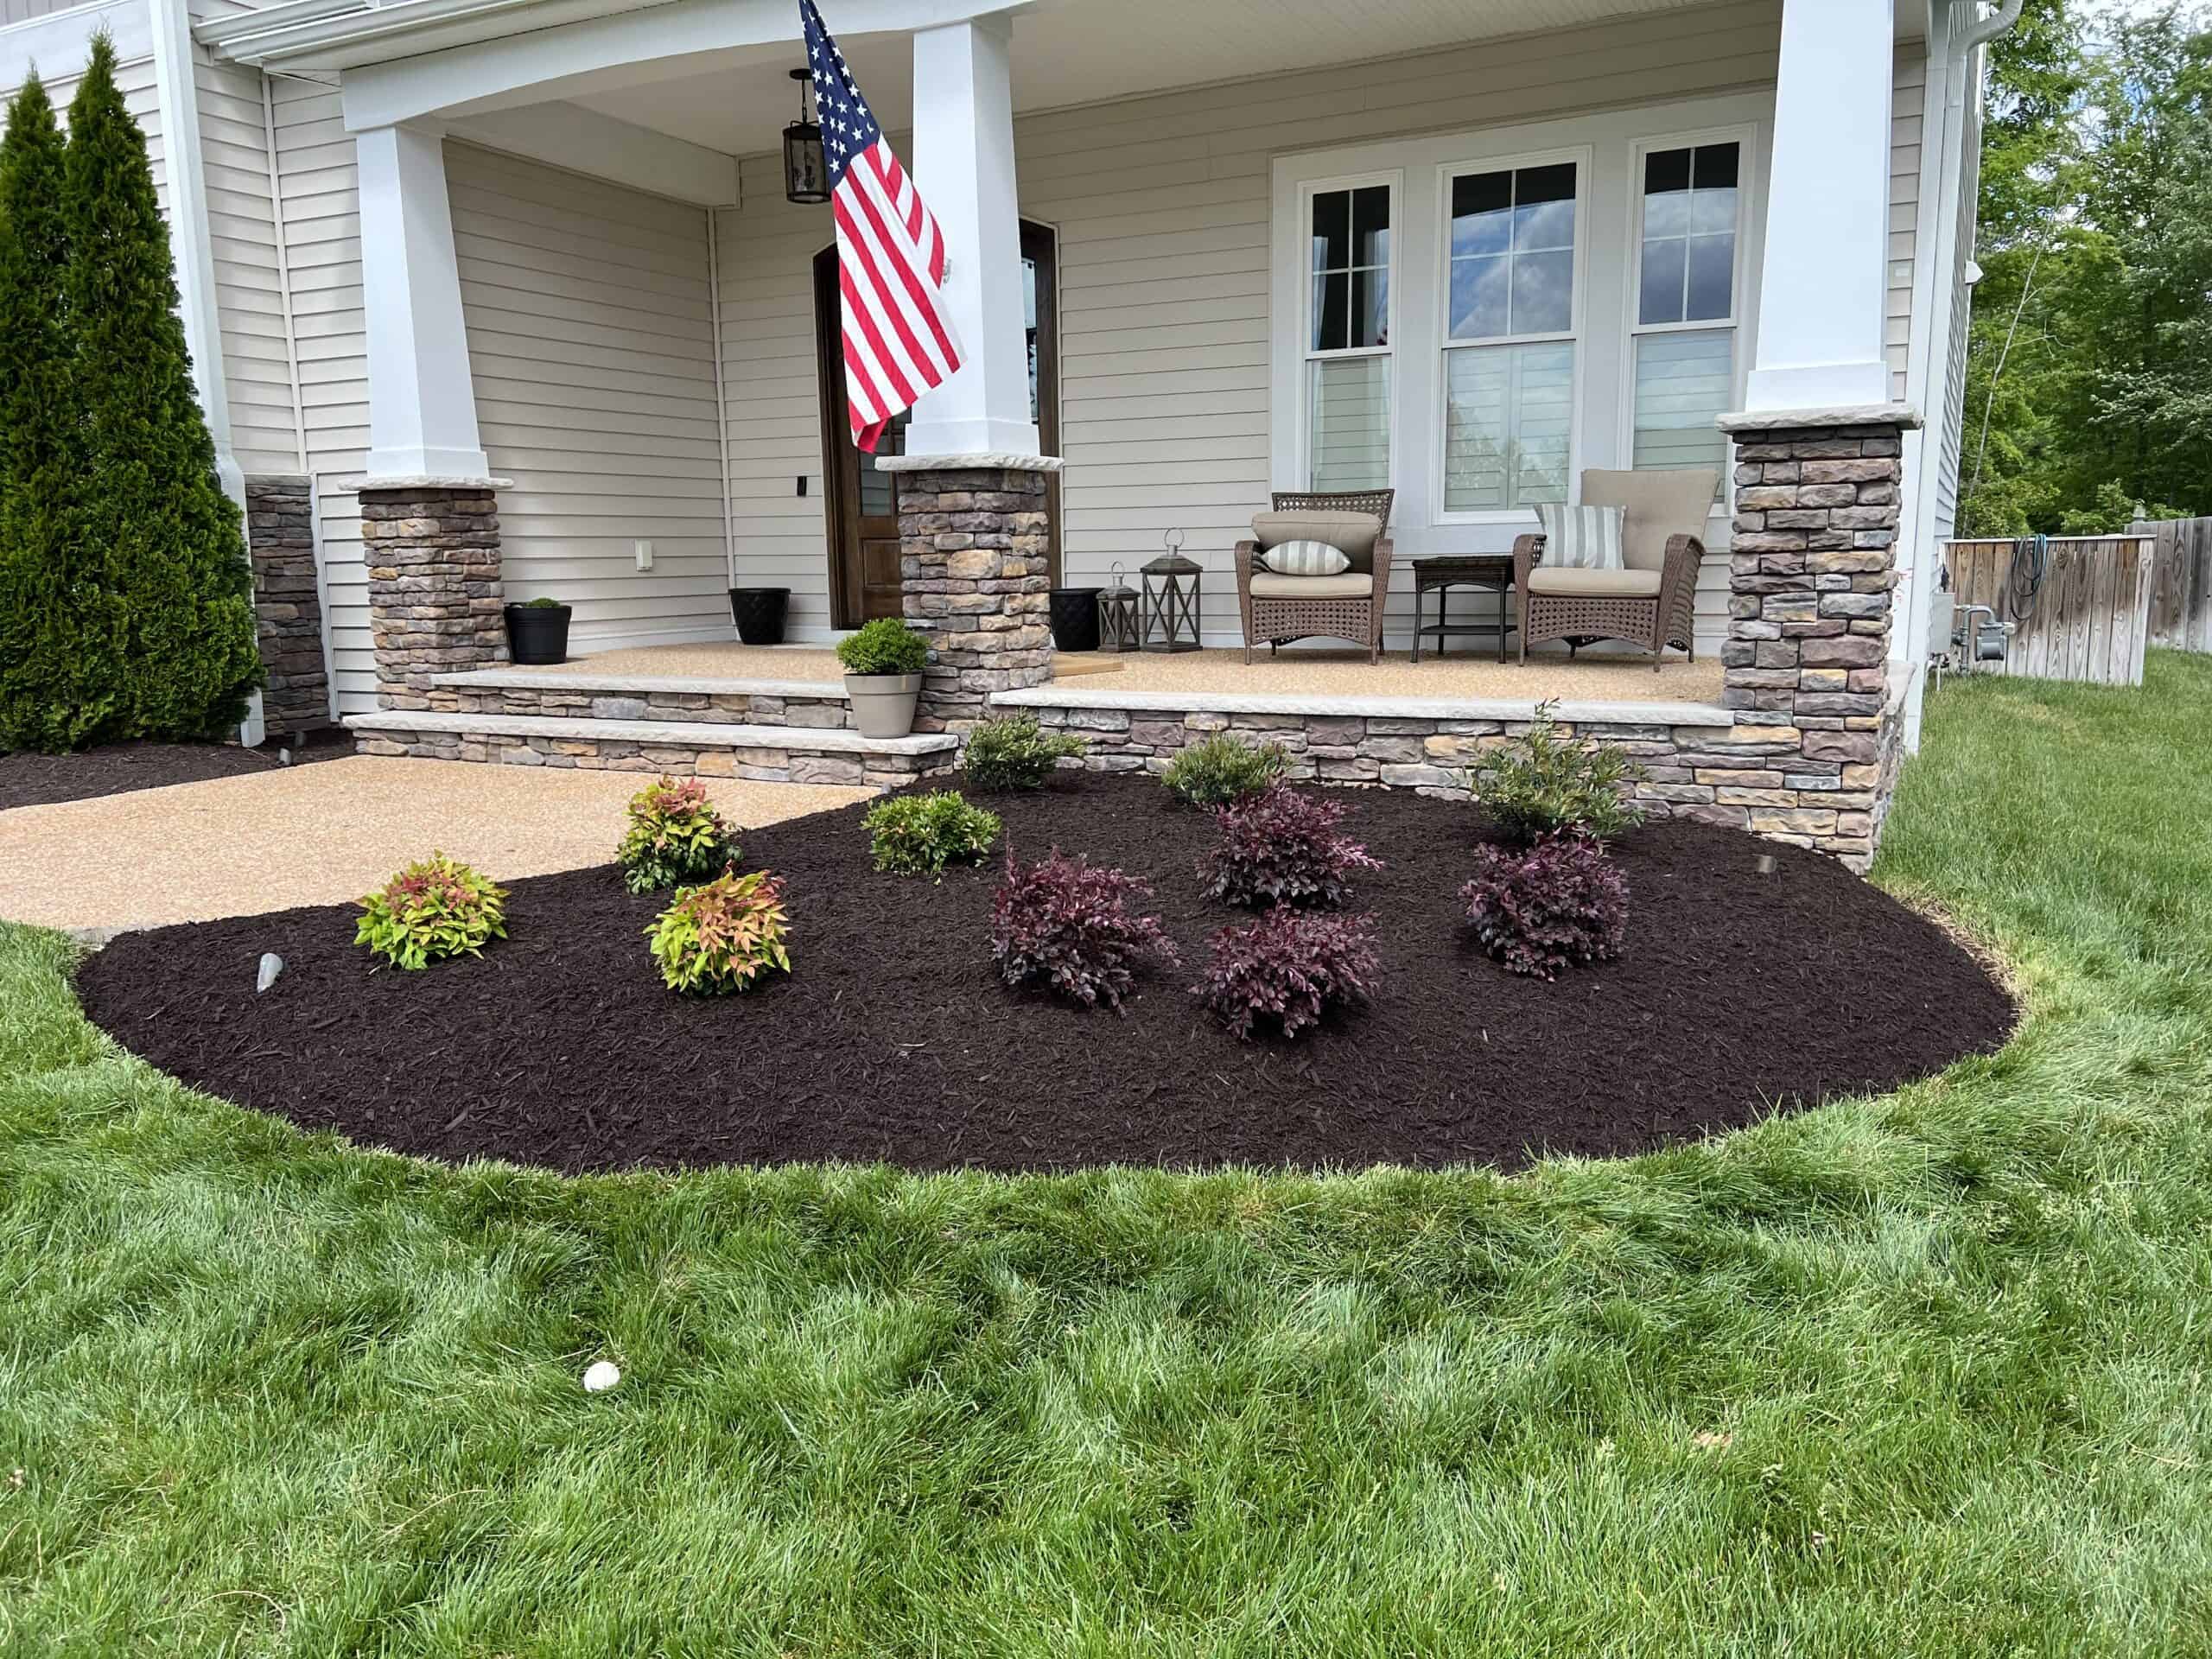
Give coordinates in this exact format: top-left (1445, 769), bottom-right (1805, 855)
top-left (582, 1360), bottom-right (621, 1393)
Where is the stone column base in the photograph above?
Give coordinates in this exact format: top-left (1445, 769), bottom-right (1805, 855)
top-left (358, 480), bottom-right (508, 712)
top-left (890, 463), bottom-right (1055, 732)
top-left (1720, 410), bottom-right (1916, 869)
top-left (244, 474), bottom-right (332, 737)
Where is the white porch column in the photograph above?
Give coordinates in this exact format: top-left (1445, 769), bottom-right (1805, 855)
top-left (355, 124), bottom-right (492, 480)
top-left (1743, 0), bottom-right (1897, 410)
top-left (903, 12), bottom-right (1041, 459)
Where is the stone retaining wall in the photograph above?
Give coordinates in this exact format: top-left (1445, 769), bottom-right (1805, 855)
top-left (244, 475), bottom-right (330, 737)
top-left (361, 484), bottom-right (505, 710)
top-left (352, 722), bottom-right (951, 791)
top-left (442, 683), bottom-right (850, 728)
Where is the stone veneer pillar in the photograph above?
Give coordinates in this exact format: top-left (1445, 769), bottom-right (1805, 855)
top-left (1719, 408), bottom-right (1921, 868)
top-left (886, 459), bottom-right (1058, 731)
top-left (243, 474), bottom-right (332, 738)
top-left (358, 480), bottom-right (510, 712)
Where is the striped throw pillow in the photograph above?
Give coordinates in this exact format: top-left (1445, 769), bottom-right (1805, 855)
top-left (1259, 540), bottom-right (1352, 577)
top-left (1535, 503), bottom-right (1627, 571)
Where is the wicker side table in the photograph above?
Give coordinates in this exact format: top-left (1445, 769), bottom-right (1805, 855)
top-left (1410, 556), bottom-right (1516, 662)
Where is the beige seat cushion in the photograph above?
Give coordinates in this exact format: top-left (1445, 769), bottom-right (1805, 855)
top-left (1249, 571), bottom-right (1376, 600)
top-left (1524, 566), bottom-right (1663, 599)
top-left (1579, 467), bottom-right (1719, 573)
top-left (1250, 511), bottom-right (1382, 573)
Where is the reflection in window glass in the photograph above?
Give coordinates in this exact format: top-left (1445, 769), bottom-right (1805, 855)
top-left (1638, 143), bottom-right (1738, 326)
top-left (1443, 342), bottom-right (1573, 512)
top-left (1309, 357), bottom-right (1390, 492)
top-left (1309, 184), bottom-right (1391, 350)
top-left (1633, 329), bottom-right (1732, 478)
top-left (1448, 163), bottom-right (1577, 341)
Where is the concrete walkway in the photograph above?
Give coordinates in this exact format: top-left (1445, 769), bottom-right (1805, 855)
top-left (0, 757), bottom-right (870, 934)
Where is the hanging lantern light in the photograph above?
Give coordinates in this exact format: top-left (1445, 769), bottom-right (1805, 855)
top-left (782, 68), bottom-right (830, 206)
top-left (1141, 530), bottom-right (1202, 654)
top-left (1098, 562), bottom-right (1141, 652)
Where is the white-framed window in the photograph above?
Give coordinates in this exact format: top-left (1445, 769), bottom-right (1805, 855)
top-left (1300, 175), bottom-right (1395, 492)
top-left (1627, 135), bottom-right (1748, 490)
top-left (1439, 152), bottom-right (1585, 518)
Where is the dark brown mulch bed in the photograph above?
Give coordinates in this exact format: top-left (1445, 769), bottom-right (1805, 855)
top-left (0, 730), bottom-right (349, 811)
top-left (74, 774), bottom-right (2014, 1177)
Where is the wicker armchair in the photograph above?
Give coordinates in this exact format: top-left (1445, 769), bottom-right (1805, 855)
top-left (1512, 468), bottom-right (1718, 673)
top-left (1236, 488), bottom-right (1395, 664)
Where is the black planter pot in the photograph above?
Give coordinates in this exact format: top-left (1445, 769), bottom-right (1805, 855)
top-left (728, 587), bottom-right (791, 646)
top-left (504, 602), bottom-right (571, 666)
top-left (1048, 587), bottom-right (1103, 652)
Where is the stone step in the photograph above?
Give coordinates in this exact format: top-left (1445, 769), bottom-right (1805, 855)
top-left (429, 667), bottom-right (853, 730)
top-left (347, 709), bottom-right (957, 791)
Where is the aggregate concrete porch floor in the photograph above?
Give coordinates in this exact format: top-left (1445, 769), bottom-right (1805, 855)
top-left (555, 642), bottom-right (1726, 704)
top-left (0, 759), bottom-right (870, 935)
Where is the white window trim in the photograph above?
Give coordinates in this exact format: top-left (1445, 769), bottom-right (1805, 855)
top-left (1267, 92), bottom-right (1774, 564)
top-left (1294, 170), bottom-right (1401, 493)
top-left (1432, 143), bottom-right (1591, 526)
top-left (1618, 124), bottom-right (1760, 513)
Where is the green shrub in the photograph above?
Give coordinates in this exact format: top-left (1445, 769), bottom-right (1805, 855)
top-left (962, 712), bottom-right (1086, 791)
top-left (836, 617), bottom-right (930, 677)
top-left (520, 595), bottom-right (563, 608)
top-left (354, 853), bottom-right (507, 970)
top-left (616, 775), bottom-right (737, 893)
top-left (1471, 702), bottom-right (1645, 843)
top-left (865, 791), bottom-right (1002, 878)
top-left (646, 869), bottom-right (791, 995)
top-left (1161, 732), bottom-right (1288, 809)
top-left (0, 71), bottom-right (108, 752)
top-left (63, 36), bottom-right (258, 744)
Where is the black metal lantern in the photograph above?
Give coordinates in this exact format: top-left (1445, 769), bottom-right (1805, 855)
top-left (1098, 562), bottom-right (1140, 652)
top-left (1141, 531), bottom-right (1202, 653)
top-left (782, 68), bottom-right (830, 205)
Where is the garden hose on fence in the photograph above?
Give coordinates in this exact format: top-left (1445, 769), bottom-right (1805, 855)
top-left (2007, 534), bottom-right (2049, 625)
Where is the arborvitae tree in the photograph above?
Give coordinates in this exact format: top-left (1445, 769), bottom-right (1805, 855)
top-left (0, 70), bottom-right (112, 750)
top-left (64, 34), bottom-right (257, 741)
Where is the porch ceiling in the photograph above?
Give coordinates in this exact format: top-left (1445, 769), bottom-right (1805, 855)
top-left (569, 0), bottom-right (1762, 158)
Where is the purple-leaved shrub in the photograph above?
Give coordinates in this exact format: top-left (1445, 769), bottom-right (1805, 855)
top-left (991, 849), bottom-right (1178, 1012)
top-left (1459, 831), bottom-right (1628, 978)
top-left (1200, 784), bottom-right (1381, 909)
top-left (1196, 907), bottom-right (1380, 1039)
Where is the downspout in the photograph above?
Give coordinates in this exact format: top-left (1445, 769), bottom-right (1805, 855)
top-left (1961, 0), bottom-right (2024, 53)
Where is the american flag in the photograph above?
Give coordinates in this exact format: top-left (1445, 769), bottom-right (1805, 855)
top-left (802, 0), bottom-right (963, 453)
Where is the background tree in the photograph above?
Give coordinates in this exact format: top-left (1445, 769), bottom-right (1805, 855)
top-left (63, 34), bottom-right (257, 742)
top-left (0, 71), bottom-right (111, 750)
top-left (1961, 1), bottom-right (2212, 533)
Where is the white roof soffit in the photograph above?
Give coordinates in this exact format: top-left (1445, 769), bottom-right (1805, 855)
top-left (196, 0), bottom-right (1033, 74)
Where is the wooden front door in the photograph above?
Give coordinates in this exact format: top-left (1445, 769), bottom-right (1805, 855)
top-left (815, 222), bottom-right (1060, 627)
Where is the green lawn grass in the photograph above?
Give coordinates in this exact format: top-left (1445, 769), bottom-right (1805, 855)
top-left (5, 656), bottom-right (2212, 1656)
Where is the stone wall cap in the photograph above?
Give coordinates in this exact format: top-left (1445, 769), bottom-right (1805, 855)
top-left (1716, 403), bottom-right (1923, 435)
top-left (342, 475), bottom-right (516, 493)
top-left (243, 472), bottom-right (314, 488)
top-left (993, 684), bottom-right (1736, 727)
top-left (874, 453), bottom-right (1065, 474)
top-left (433, 667), bottom-right (849, 701)
top-left (345, 709), bottom-right (957, 755)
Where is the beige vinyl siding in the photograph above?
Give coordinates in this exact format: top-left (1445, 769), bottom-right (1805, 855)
top-left (0, 0), bottom-right (97, 24)
top-left (1888, 41), bottom-right (1926, 403)
top-left (199, 60), bottom-right (298, 474)
top-left (1934, 76), bottom-right (1982, 539)
top-left (446, 142), bottom-right (728, 652)
top-left (0, 42), bottom-right (161, 190)
top-left (716, 158), bottom-right (836, 639)
top-left (269, 76), bottom-right (373, 709)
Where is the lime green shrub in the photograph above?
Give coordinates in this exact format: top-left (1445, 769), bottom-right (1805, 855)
top-left (1160, 732), bottom-right (1288, 809)
top-left (617, 775), bottom-right (737, 894)
top-left (646, 869), bottom-right (792, 995)
top-left (1471, 702), bottom-right (1646, 843)
top-left (961, 712), bottom-right (1085, 791)
top-left (865, 791), bottom-right (1001, 878)
top-left (354, 854), bottom-right (508, 969)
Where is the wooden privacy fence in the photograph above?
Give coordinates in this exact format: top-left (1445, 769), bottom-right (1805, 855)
top-left (1944, 536), bottom-right (2155, 687)
top-left (2131, 516), bottom-right (2212, 652)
